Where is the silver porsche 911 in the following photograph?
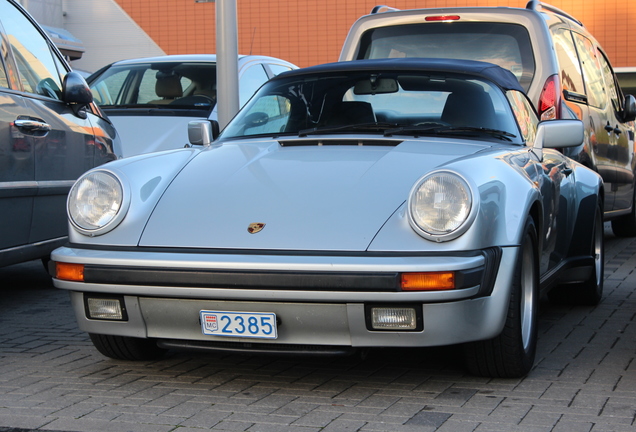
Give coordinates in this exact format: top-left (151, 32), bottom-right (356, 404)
top-left (50, 58), bottom-right (604, 378)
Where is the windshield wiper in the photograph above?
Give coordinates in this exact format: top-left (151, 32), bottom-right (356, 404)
top-left (384, 125), bottom-right (516, 141)
top-left (298, 122), bottom-right (399, 137)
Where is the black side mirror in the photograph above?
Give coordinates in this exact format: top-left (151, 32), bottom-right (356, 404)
top-left (63, 71), bottom-right (93, 119)
top-left (623, 94), bottom-right (636, 122)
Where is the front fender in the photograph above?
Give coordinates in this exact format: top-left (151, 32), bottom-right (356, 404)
top-left (368, 155), bottom-right (541, 252)
top-left (67, 148), bottom-right (201, 246)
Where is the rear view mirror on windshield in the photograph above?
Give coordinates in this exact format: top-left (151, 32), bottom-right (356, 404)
top-left (354, 77), bottom-right (398, 95)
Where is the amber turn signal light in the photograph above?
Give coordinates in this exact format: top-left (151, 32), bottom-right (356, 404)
top-left (56, 262), bottom-right (85, 282)
top-left (401, 272), bottom-right (455, 291)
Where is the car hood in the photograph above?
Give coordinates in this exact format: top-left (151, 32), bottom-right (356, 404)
top-left (109, 115), bottom-right (211, 157)
top-left (139, 137), bottom-right (492, 251)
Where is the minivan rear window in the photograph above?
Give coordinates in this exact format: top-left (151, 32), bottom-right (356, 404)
top-left (356, 22), bottom-right (535, 91)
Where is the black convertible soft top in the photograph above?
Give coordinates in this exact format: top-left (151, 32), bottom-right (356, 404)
top-left (273, 58), bottom-right (524, 92)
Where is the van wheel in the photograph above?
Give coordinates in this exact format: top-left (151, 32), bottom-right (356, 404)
top-left (464, 217), bottom-right (539, 378)
top-left (611, 189), bottom-right (636, 237)
top-left (89, 333), bottom-right (166, 361)
top-left (548, 205), bottom-right (604, 305)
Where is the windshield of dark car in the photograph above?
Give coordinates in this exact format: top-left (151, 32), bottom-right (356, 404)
top-left (356, 22), bottom-right (535, 91)
top-left (220, 70), bottom-right (522, 143)
top-left (88, 62), bottom-right (217, 111)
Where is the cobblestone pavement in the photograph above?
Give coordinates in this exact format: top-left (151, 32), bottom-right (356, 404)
top-left (1, 224), bottom-right (635, 432)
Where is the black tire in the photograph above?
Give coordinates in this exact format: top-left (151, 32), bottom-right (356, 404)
top-left (464, 217), bottom-right (539, 378)
top-left (548, 205), bottom-right (604, 306)
top-left (611, 189), bottom-right (636, 237)
top-left (89, 333), bottom-right (166, 361)
top-left (41, 255), bottom-right (51, 273)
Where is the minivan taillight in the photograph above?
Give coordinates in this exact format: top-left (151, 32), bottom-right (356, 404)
top-left (538, 75), bottom-right (562, 120)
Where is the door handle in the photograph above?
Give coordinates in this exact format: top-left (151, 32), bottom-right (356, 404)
top-left (13, 118), bottom-right (51, 132)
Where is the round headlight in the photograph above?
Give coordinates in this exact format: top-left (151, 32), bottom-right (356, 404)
top-left (408, 171), bottom-right (476, 241)
top-left (68, 170), bottom-right (129, 236)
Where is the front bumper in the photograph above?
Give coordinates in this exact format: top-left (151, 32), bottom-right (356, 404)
top-left (52, 245), bottom-right (518, 349)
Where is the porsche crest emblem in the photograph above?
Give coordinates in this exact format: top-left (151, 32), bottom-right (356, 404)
top-left (247, 222), bottom-right (266, 234)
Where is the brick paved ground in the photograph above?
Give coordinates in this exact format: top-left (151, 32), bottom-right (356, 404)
top-left (0, 224), bottom-right (635, 432)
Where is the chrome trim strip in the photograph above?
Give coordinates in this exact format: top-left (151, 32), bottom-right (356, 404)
top-left (0, 180), bottom-right (75, 197)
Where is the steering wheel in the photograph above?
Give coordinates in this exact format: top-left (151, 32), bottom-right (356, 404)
top-left (169, 95), bottom-right (215, 106)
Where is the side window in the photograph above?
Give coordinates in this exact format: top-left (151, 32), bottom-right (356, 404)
top-left (507, 90), bottom-right (538, 146)
top-left (138, 69), bottom-right (165, 103)
top-left (239, 64), bottom-right (269, 107)
top-left (268, 64), bottom-right (293, 77)
top-left (0, 54), bottom-right (8, 89)
top-left (573, 33), bottom-right (605, 109)
top-left (597, 52), bottom-right (621, 113)
top-left (52, 51), bottom-right (69, 83)
top-left (224, 94), bottom-right (292, 137)
top-left (90, 69), bottom-right (130, 105)
top-left (0, 0), bottom-right (64, 99)
top-left (246, 95), bottom-right (291, 134)
top-left (551, 28), bottom-right (585, 95)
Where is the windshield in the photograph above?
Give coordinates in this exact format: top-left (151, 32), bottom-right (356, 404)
top-left (356, 22), bottom-right (535, 91)
top-left (88, 62), bottom-right (217, 111)
top-left (221, 70), bottom-right (521, 143)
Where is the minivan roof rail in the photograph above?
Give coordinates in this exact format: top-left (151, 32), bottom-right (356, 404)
top-left (371, 5), bottom-right (400, 14)
top-left (370, 2), bottom-right (584, 27)
top-left (525, 1), bottom-right (584, 27)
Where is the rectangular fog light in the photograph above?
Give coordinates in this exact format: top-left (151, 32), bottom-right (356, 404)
top-left (85, 297), bottom-right (126, 320)
top-left (371, 307), bottom-right (417, 330)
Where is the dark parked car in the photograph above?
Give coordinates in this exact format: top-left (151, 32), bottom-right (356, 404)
top-left (0, 0), bottom-right (120, 268)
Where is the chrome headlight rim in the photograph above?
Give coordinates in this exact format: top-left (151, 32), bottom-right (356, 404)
top-left (407, 169), bottom-right (478, 242)
top-left (67, 169), bottom-right (130, 237)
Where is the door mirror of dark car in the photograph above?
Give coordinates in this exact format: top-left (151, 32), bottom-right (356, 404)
top-left (188, 120), bottom-right (219, 146)
top-left (63, 71), bottom-right (93, 119)
top-left (533, 120), bottom-right (584, 160)
top-left (622, 94), bottom-right (636, 122)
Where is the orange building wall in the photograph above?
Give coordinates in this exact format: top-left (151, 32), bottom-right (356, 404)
top-left (113, 0), bottom-right (635, 69)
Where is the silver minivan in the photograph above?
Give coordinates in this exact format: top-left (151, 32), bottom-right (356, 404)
top-left (340, 0), bottom-right (636, 236)
top-left (0, 0), bottom-right (120, 268)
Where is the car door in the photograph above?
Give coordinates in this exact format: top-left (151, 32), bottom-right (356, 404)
top-left (0, 32), bottom-right (34, 251)
top-left (597, 52), bottom-right (634, 212)
top-left (0, 0), bottom-right (102, 253)
top-left (572, 33), bottom-right (622, 211)
top-left (509, 90), bottom-right (576, 270)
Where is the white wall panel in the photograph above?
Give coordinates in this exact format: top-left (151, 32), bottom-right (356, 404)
top-left (63, 0), bottom-right (165, 73)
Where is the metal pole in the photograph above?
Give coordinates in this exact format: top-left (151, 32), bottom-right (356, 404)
top-left (216, 0), bottom-right (240, 129)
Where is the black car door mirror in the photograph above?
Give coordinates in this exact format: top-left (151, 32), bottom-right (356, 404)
top-left (63, 71), bottom-right (93, 118)
top-left (623, 94), bottom-right (636, 122)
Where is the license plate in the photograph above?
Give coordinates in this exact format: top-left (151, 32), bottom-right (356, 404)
top-left (200, 310), bottom-right (278, 339)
